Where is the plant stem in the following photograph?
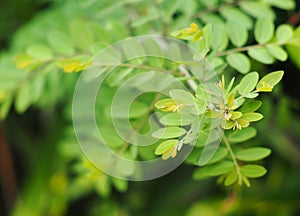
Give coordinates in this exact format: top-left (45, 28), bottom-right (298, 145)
top-left (215, 41), bottom-right (287, 57)
top-left (221, 129), bottom-right (242, 183)
top-left (93, 62), bottom-right (183, 76)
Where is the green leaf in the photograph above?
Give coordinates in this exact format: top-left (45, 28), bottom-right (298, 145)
top-left (256, 70), bottom-right (284, 92)
top-left (26, 44), bottom-right (53, 60)
top-left (106, 21), bottom-right (129, 42)
top-left (276, 24), bottom-right (294, 43)
top-left (129, 102), bottom-right (149, 119)
top-left (205, 110), bottom-right (223, 119)
top-left (69, 19), bottom-right (95, 51)
top-left (106, 67), bottom-right (133, 87)
top-left (228, 84), bottom-right (240, 97)
top-left (171, 23), bottom-right (203, 41)
top-left (47, 31), bottom-right (75, 55)
top-left (226, 53), bottom-right (250, 74)
top-left (94, 46), bottom-right (122, 65)
top-left (166, 42), bottom-right (181, 61)
top-left (241, 112), bottom-right (263, 122)
top-left (225, 121), bottom-right (235, 130)
top-left (169, 89), bottom-right (195, 105)
top-left (95, 175), bottom-right (110, 198)
top-left (195, 98), bottom-right (206, 115)
top-left (236, 147), bottom-right (271, 161)
top-left (286, 27), bottom-right (300, 67)
top-left (240, 1), bottom-right (275, 19)
top-left (239, 101), bottom-right (262, 113)
top-left (224, 171), bottom-right (238, 186)
top-left (111, 178), bottom-right (128, 192)
top-left (122, 38), bottom-right (145, 65)
top-left (264, 0), bottom-right (295, 10)
top-left (31, 75), bottom-right (44, 102)
top-left (193, 161), bottom-right (234, 179)
top-left (254, 17), bottom-right (274, 44)
top-left (155, 98), bottom-right (182, 112)
top-left (198, 24), bottom-right (212, 55)
top-left (242, 176), bottom-right (251, 187)
top-left (248, 48), bottom-right (274, 64)
top-left (228, 127), bottom-right (257, 143)
top-left (220, 7), bottom-right (253, 30)
top-left (142, 38), bottom-right (165, 68)
top-left (159, 113), bottom-right (194, 126)
top-left (237, 119), bottom-right (250, 128)
top-left (201, 14), bottom-right (224, 26)
top-left (107, 101), bottom-right (149, 119)
top-left (0, 96), bottom-right (12, 120)
top-left (225, 77), bottom-right (236, 96)
top-left (230, 111), bottom-right (243, 120)
top-left (227, 93), bottom-right (235, 108)
top-left (100, 127), bottom-right (124, 149)
top-left (15, 84), bottom-right (32, 113)
top-left (196, 84), bottom-right (209, 104)
top-left (131, 12), bottom-right (159, 27)
top-left (152, 127), bottom-right (187, 139)
top-left (234, 98), bottom-right (246, 108)
top-left (238, 72), bottom-right (259, 96)
top-left (203, 24), bottom-right (212, 50)
top-left (13, 54), bottom-right (34, 69)
top-left (206, 147), bottom-right (229, 165)
top-left (211, 24), bottom-right (229, 51)
top-left (161, 0), bottom-right (184, 22)
top-left (155, 139), bottom-right (178, 155)
top-left (266, 46), bottom-right (288, 61)
top-left (240, 165), bottom-right (267, 178)
top-left (115, 157), bottom-right (134, 176)
top-left (226, 20), bottom-right (248, 47)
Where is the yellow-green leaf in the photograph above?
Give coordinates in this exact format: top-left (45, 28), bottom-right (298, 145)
top-left (236, 147), bottom-right (271, 161)
top-left (224, 171), bottom-right (238, 186)
top-left (152, 127), bottom-right (187, 139)
top-left (256, 70), bottom-right (284, 92)
top-left (240, 165), bottom-right (267, 178)
top-left (240, 112), bottom-right (263, 122)
top-left (13, 54), bottom-right (34, 69)
top-left (155, 99), bottom-right (185, 112)
top-left (155, 139), bottom-right (178, 155)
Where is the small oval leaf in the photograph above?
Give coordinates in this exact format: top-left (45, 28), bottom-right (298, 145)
top-left (236, 147), bottom-right (271, 161)
top-left (240, 165), bottom-right (267, 178)
top-left (152, 127), bottom-right (187, 139)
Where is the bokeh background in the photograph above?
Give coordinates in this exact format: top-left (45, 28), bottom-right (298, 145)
top-left (1, 0), bottom-right (300, 215)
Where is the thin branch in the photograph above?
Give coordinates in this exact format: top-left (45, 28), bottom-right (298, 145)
top-left (221, 128), bottom-right (242, 183)
top-left (215, 41), bottom-right (287, 57)
top-left (0, 126), bottom-right (17, 212)
top-left (93, 62), bottom-right (183, 76)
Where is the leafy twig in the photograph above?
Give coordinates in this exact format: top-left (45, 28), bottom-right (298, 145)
top-left (215, 41), bottom-right (287, 57)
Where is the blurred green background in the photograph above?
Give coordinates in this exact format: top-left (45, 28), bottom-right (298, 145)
top-left (1, 0), bottom-right (300, 215)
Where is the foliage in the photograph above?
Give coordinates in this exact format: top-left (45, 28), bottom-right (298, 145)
top-left (0, 0), bottom-right (300, 215)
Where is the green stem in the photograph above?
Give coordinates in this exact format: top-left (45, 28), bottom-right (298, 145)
top-left (221, 130), bottom-right (242, 184)
top-left (215, 41), bottom-right (287, 57)
top-left (93, 62), bottom-right (183, 76)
